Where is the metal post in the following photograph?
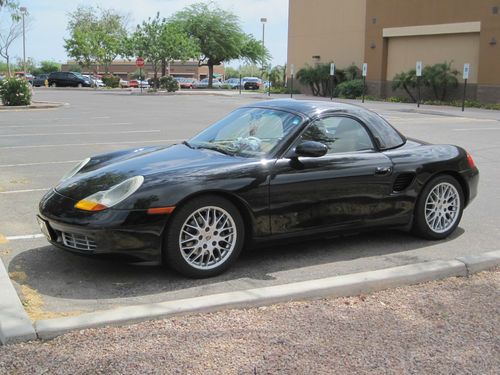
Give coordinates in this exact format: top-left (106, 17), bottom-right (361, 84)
top-left (239, 74), bottom-right (242, 95)
top-left (330, 75), bottom-right (334, 100)
top-left (417, 77), bottom-right (421, 108)
top-left (140, 68), bottom-right (143, 94)
top-left (260, 18), bottom-right (267, 74)
top-left (290, 74), bottom-right (294, 98)
top-left (362, 75), bottom-right (366, 103)
top-left (462, 78), bottom-right (467, 112)
top-left (268, 81), bottom-right (271, 97)
top-left (20, 7), bottom-right (27, 73)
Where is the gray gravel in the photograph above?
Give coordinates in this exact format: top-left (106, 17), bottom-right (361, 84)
top-left (0, 270), bottom-right (498, 375)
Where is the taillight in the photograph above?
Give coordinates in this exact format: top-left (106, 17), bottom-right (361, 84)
top-left (467, 152), bottom-right (476, 169)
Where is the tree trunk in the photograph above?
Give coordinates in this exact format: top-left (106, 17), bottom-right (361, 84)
top-left (208, 62), bottom-right (214, 88)
top-left (161, 59), bottom-right (166, 77)
top-left (6, 55), bottom-right (11, 77)
top-left (403, 84), bottom-right (416, 102)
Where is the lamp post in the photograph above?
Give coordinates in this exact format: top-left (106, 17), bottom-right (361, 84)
top-left (260, 18), bottom-right (267, 74)
top-left (20, 6), bottom-right (27, 73)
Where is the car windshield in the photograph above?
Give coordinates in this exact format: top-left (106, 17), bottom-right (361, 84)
top-left (188, 107), bottom-right (303, 158)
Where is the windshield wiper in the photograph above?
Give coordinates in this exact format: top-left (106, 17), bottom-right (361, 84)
top-left (196, 143), bottom-right (236, 156)
top-left (182, 140), bottom-right (194, 149)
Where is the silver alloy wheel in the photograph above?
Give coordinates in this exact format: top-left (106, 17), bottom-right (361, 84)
top-left (179, 206), bottom-right (237, 270)
top-left (424, 182), bottom-right (460, 233)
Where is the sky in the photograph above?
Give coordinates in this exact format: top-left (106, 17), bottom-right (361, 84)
top-left (4, 0), bottom-right (289, 68)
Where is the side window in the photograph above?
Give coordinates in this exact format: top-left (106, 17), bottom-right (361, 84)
top-left (300, 117), bottom-right (374, 154)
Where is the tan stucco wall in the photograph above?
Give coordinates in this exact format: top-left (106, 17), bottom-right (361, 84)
top-left (365, 0), bottom-right (500, 85)
top-left (287, 0), bottom-right (367, 75)
top-left (386, 33), bottom-right (480, 83)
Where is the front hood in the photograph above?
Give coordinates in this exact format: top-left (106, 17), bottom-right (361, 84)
top-left (55, 144), bottom-right (245, 201)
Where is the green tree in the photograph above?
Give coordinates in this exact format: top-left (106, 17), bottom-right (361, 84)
top-left (174, 2), bottom-right (268, 88)
top-left (422, 61), bottom-right (459, 101)
top-left (33, 60), bottom-right (61, 75)
top-left (126, 14), bottom-right (199, 86)
top-left (64, 6), bottom-right (127, 73)
top-left (224, 66), bottom-right (239, 79)
top-left (0, 1), bottom-right (24, 76)
top-left (392, 70), bottom-right (418, 102)
top-left (296, 63), bottom-right (345, 97)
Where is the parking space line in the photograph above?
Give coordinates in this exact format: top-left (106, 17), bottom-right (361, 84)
top-left (91, 116), bottom-right (111, 119)
top-left (0, 122), bottom-right (132, 129)
top-left (0, 188), bottom-right (48, 194)
top-left (453, 128), bottom-right (500, 131)
top-left (5, 234), bottom-right (44, 241)
top-left (0, 130), bottom-right (161, 137)
top-left (0, 160), bottom-right (79, 168)
top-left (0, 139), bottom-right (183, 150)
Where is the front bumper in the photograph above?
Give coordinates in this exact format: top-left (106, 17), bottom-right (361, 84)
top-left (38, 189), bottom-right (170, 262)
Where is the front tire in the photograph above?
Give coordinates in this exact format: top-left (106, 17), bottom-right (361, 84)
top-left (413, 175), bottom-right (464, 240)
top-left (164, 195), bottom-right (245, 278)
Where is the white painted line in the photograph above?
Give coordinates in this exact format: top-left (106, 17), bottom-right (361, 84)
top-left (0, 139), bottom-right (183, 150)
top-left (0, 130), bottom-right (160, 137)
top-left (0, 122), bottom-right (133, 129)
top-left (0, 188), bottom-right (48, 194)
top-left (5, 234), bottom-right (44, 241)
top-left (91, 116), bottom-right (111, 119)
top-left (453, 127), bottom-right (500, 131)
top-left (0, 160), bottom-right (79, 168)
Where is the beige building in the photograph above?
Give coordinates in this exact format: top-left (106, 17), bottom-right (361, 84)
top-left (61, 60), bottom-right (225, 81)
top-left (288, 0), bottom-right (500, 102)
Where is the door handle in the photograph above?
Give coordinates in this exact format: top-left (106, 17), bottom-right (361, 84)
top-left (375, 166), bottom-right (392, 176)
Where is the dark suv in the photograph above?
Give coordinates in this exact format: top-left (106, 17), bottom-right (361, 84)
top-left (47, 72), bottom-right (91, 88)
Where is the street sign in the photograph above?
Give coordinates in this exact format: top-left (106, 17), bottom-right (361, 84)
top-left (136, 57), bottom-right (145, 68)
top-left (330, 63), bottom-right (335, 76)
top-left (362, 63), bottom-right (368, 77)
top-left (463, 63), bottom-right (470, 80)
top-left (291, 64), bottom-right (295, 75)
top-left (416, 61), bottom-right (422, 77)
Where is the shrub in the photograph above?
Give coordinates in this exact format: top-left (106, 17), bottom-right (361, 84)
top-left (0, 77), bottom-right (32, 106)
top-left (335, 79), bottom-right (364, 99)
top-left (392, 70), bottom-right (418, 102)
top-left (422, 61), bottom-right (459, 101)
top-left (101, 75), bottom-right (120, 88)
top-left (148, 77), bottom-right (160, 89)
top-left (159, 76), bottom-right (179, 92)
top-left (296, 63), bottom-right (348, 97)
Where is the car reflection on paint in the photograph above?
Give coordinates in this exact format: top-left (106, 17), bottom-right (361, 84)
top-left (37, 99), bottom-right (479, 278)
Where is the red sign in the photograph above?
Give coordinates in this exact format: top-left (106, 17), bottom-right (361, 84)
top-left (136, 57), bottom-right (145, 68)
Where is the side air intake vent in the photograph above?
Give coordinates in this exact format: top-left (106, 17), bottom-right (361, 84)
top-left (393, 173), bottom-right (415, 192)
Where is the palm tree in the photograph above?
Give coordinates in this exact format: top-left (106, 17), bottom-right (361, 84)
top-left (423, 62), bottom-right (458, 101)
top-left (392, 70), bottom-right (418, 102)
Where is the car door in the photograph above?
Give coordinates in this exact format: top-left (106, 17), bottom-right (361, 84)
top-left (269, 115), bottom-right (395, 235)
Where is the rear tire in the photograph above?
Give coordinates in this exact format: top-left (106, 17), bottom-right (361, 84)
top-left (412, 175), bottom-right (464, 240)
top-left (164, 195), bottom-right (245, 278)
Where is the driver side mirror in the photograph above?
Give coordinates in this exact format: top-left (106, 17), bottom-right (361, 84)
top-left (293, 141), bottom-right (328, 158)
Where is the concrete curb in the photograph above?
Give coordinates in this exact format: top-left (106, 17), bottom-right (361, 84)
top-left (1, 251), bottom-right (498, 344)
top-left (0, 260), bottom-right (37, 345)
top-left (35, 253), bottom-right (500, 341)
top-left (0, 101), bottom-right (67, 111)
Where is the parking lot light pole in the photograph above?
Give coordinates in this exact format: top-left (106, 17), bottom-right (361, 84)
top-left (260, 18), bottom-right (267, 75)
top-left (20, 6), bottom-right (27, 73)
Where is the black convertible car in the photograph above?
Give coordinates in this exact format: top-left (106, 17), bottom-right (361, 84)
top-left (38, 100), bottom-right (479, 278)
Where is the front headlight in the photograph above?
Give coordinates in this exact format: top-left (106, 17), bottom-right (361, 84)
top-left (61, 158), bottom-right (91, 181)
top-left (75, 176), bottom-right (144, 211)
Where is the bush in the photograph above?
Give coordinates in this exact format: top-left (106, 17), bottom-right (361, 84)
top-left (335, 79), bottom-right (364, 99)
top-left (148, 77), bottom-right (160, 89)
top-left (159, 76), bottom-right (179, 92)
top-left (0, 77), bottom-right (32, 106)
top-left (101, 75), bottom-right (120, 88)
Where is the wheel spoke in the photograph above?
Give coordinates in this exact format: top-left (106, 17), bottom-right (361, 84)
top-left (424, 182), bottom-right (460, 234)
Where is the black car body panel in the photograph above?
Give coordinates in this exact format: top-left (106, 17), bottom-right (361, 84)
top-left (47, 71), bottom-right (91, 87)
top-left (38, 99), bottom-right (479, 262)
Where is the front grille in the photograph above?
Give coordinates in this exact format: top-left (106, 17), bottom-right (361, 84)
top-left (61, 232), bottom-right (97, 251)
top-left (393, 173), bottom-right (415, 192)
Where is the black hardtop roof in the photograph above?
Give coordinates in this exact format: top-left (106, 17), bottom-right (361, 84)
top-left (244, 99), bottom-right (406, 150)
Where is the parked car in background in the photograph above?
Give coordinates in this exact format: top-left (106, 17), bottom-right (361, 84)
top-left (129, 79), bottom-right (149, 88)
top-left (14, 71), bottom-right (34, 85)
top-left (174, 77), bottom-right (197, 89)
top-left (33, 74), bottom-right (49, 87)
top-left (224, 78), bottom-right (241, 89)
top-left (83, 75), bottom-right (105, 88)
top-left (47, 71), bottom-right (91, 88)
top-left (242, 77), bottom-right (262, 90)
top-left (194, 78), bottom-right (222, 88)
top-left (119, 79), bottom-right (129, 88)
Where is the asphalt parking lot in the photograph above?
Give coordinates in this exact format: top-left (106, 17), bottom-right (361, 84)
top-left (1, 89), bottom-right (499, 318)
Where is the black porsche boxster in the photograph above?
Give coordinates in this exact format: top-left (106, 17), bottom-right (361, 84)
top-left (38, 100), bottom-right (479, 278)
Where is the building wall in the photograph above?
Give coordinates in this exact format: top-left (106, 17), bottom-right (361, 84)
top-left (288, 0), bottom-right (500, 102)
top-left (288, 0), bottom-right (367, 73)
